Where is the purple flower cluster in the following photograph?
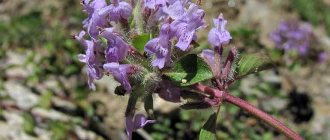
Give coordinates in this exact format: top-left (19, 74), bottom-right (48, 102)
top-left (76, 1), bottom-right (154, 138)
top-left (271, 20), bottom-right (312, 55)
top-left (76, 0), bottom-right (133, 91)
top-left (75, 0), bottom-right (235, 139)
top-left (144, 0), bottom-right (205, 69)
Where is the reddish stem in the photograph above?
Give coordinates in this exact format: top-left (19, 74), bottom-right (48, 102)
top-left (194, 84), bottom-right (304, 140)
top-left (224, 94), bottom-right (303, 140)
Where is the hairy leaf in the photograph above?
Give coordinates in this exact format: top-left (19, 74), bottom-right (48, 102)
top-left (163, 54), bottom-right (213, 86)
top-left (236, 53), bottom-right (274, 79)
top-left (132, 34), bottom-right (150, 54)
top-left (199, 113), bottom-right (217, 140)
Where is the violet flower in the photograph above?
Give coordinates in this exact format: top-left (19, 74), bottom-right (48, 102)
top-left (163, 0), bottom-right (185, 20)
top-left (81, 0), bottom-right (107, 28)
top-left (318, 51), bottom-right (328, 63)
top-left (125, 114), bottom-right (156, 140)
top-left (201, 49), bottom-right (216, 71)
top-left (82, 0), bottom-right (107, 39)
top-left (100, 28), bottom-right (130, 63)
top-left (75, 31), bottom-right (104, 90)
top-left (143, 0), bottom-right (168, 27)
top-left (143, 0), bottom-right (166, 10)
top-left (171, 3), bottom-right (205, 51)
top-left (99, 0), bottom-right (132, 23)
top-left (103, 63), bottom-right (133, 92)
top-left (145, 23), bottom-right (172, 69)
top-left (208, 13), bottom-right (232, 48)
top-left (270, 20), bottom-right (312, 56)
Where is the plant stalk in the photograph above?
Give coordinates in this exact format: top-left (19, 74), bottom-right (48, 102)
top-left (224, 93), bottom-right (303, 140)
top-left (194, 84), bottom-right (304, 140)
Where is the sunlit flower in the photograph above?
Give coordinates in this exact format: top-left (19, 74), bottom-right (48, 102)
top-left (103, 63), bottom-right (133, 92)
top-left (100, 28), bottom-right (130, 63)
top-left (99, 0), bottom-right (132, 22)
top-left (145, 23), bottom-right (172, 69)
top-left (171, 3), bottom-right (205, 51)
top-left (75, 31), bottom-right (104, 90)
top-left (81, 0), bottom-right (107, 39)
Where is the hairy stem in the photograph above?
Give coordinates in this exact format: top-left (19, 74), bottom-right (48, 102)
top-left (194, 84), bottom-right (304, 140)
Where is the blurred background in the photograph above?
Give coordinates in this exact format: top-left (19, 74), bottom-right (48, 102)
top-left (0, 0), bottom-right (329, 140)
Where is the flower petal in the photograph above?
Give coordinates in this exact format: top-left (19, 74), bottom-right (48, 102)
top-left (133, 114), bottom-right (156, 129)
top-left (103, 63), bottom-right (132, 92)
top-left (176, 30), bottom-right (195, 51)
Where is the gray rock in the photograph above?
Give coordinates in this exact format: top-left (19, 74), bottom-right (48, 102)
top-left (4, 81), bottom-right (39, 110)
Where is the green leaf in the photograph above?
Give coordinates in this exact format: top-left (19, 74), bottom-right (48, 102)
top-left (199, 113), bottom-right (217, 140)
top-left (23, 113), bottom-right (36, 135)
top-left (49, 121), bottom-right (72, 140)
top-left (144, 94), bottom-right (154, 116)
top-left (163, 54), bottom-right (213, 86)
top-left (268, 49), bottom-right (282, 61)
top-left (236, 53), bottom-right (274, 79)
top-left (132, 34), bottom-right (150, 54)
top-left (38, 91), bottom-right (53, 109)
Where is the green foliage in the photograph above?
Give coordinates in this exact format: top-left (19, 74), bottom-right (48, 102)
top-left (230, 27), bottom-right (257, 47)
top-left (23, 113), bottom-right (36, 136)
top-left (78, 100), bottom-right (95, 117)
top-left (231, 27), bottom-right (256, 38)
top-left (292, 0), bottom-right (330, 36)
top-left (150, 110), bottom-right (211, 140)
top-left (38, 91), bottom-right (53, 109)
top-left (292, 0), bottom-right (323, 25)
top-left (324, 8), bottom-right (330, 36)
top-left (268, 49), bottom-right (282, 62)
top-left (163, 54), bottom-right (213, 86)
top-left (49, 121), bottom-right (73, 140)
top-left (0, 108), bottom-right (3, 118)
top-left (236, 53), bottom-right (274, 79)
top-left (0, 11), bottom-right (43, 47)
top-left (199, 113), bottom-right (217, 140)
top-left (132, 34), bottom-right (151, 54)
top-left (151, 118), bottom-right (174, 140)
